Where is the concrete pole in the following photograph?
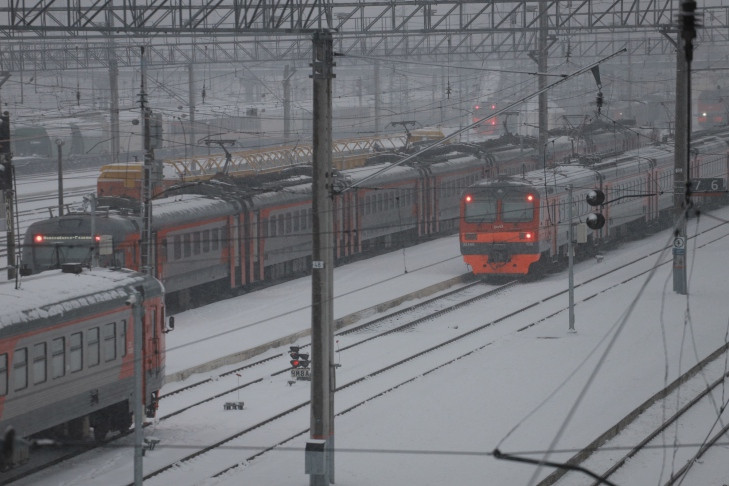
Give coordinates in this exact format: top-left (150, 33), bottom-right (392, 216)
top-left (188, 64), bottom-right (196, 157)
top-left (567, 184), bottom-right (575, 332)
top-left (106, 5), bottom-right (120, 164)
top-left (129, 288), bottom-right (144, 486)
top-left (673, 34), bottom-right (688, 294)
top-left (538, 0), bottom-right (549, 163)
top-left (284, 65), bottom-right (292, 141)
top-left (310, 31), bottom-right (335, 486)
top-left (140, 47), bottom-right (153, 277)
top-left (56, 139), bottom-right (64, 216)
top-left (374, 61), bottom-right (381, 134)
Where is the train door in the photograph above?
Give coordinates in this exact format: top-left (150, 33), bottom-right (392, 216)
top-left (226, 215), bottom-right (237, 290)
top-left (145, 303), bottom-right (162, 376)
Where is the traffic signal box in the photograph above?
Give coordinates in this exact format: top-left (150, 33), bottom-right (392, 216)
top-left (289, 346), bottom-right (310, 368)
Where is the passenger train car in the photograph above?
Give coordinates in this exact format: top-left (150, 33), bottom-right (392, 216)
top-left (21, 123), bottom-right (650, 309)
top-left (0, 267), bottom-right (168, 451)
top-left (459, 129), bottom-right (729, 276)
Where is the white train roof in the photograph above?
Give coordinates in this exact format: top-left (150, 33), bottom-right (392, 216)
top-left (0, 268), bottom-right (161, 330)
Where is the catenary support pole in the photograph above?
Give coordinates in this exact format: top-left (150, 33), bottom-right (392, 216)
top-left (567, 184), bottom-right (575, 332)
top-left (56, 139), bottom-right (64, 216)
top-left (310, 30), bottom-right (335, 486)
top-left (129, 288), bottom-right (144, 486)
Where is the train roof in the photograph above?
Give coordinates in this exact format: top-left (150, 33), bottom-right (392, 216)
top-left (0, 268), bottom-right (163, 331)
top-left (151, 194), bottom-right (240, 227)
top-left (342, 162), bottom-right (420, 187)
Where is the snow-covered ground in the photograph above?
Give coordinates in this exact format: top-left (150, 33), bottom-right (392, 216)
top-left (14, 202), bottom-right (729, 486)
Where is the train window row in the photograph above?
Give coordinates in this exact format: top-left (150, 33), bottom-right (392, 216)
top-left (267, 208), bottom-right (313, 237)
top-left (610, 179), bottom-right (646, 205)
top-left (440, 175), bottom-right (480, 199)
top-left (362, 189), bottom-right (413, 215)
top-left (171, 227), bottom-right (222, 260)
top-left (0, 321), bottom-right (127, 396)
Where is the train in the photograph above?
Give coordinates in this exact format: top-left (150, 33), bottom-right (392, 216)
top-left (20, 121), bottom-right (650, 310)
top-left (697, 87), bottom-right (729, 129)
top-left (459, 128), bottom-right (729, 276)
top-left (0, 266), bottom-right (170, 461)
top-left (471, 101), bottom-right (519, 136)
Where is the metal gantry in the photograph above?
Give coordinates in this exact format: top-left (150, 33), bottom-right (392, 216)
top-left (2, 1), bottom-right (729, 70)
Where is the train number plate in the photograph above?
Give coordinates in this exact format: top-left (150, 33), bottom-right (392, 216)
top-left (291, 369), bottom-right (311, 379)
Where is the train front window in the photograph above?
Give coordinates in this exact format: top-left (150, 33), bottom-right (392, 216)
top-left (464, 197), bottom-right (497, 223)
top-left (32, 237), bottom-right (94, 271)
top-left (502, 196), bottom-right (536, 222)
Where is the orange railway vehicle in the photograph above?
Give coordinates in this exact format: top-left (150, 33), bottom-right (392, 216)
top-left (459, 182), bottom-right (541, 275)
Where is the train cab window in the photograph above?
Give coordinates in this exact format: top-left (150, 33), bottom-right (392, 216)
top-left (0, 354), bottom-right (7, 395)
top-left (277, 215), bottom-right (285, 235)
top-left (52, 337), bottom-right (65, 379)
top-left (202, 230), bottom-right (210, 253)
top-left (88, 327), bottom-right (100, 367)
top-left (33, 342), bottom-right (47, 384)
top-left (70, 333), bottom-right (83, 373)
top-left (293, 211), bottom-right (300, 232)
top-left (193, 232), bottom-right (201, 255)
top-left (173, 235), bottom-right (182, 260)
top-left (13, 348), bottom-right (28, 391)
top-left (503, 196), bottom-right (535, 222)
top-left (286, 213), bottom-right (292, 234)
top-left (120, 320), bottom-right (128, 357)
top-left (300, 210), bottom-right (307, 230)
top-left (104, 323), bottom-right (117, 362)
top-left (114, 250), bottom-right (126, 268)
top-left (464, 197), bottom-right (497, 223)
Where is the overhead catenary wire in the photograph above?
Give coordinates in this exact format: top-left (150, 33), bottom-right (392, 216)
top-left (337, 49), bottom-right (627, 195)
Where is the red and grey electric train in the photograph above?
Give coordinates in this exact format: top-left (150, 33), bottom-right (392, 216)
top-left (459, 129), bottom-right (729, 276)
top-left (22, 124), bottom-right (648, 309)
top-left (0, 267), bottom-right (169, 458)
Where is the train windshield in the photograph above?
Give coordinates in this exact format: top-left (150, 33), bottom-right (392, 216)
top-left (464, 196), bottom-right (497, 223)
top-left (502, 196), bottom-right (535, 222)
top-left (31, 237), bottom-right (94, 271)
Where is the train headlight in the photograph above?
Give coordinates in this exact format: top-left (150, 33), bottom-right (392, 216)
top-left (519, 232), bottom-right (533, 240)
top-left (34, 234), bottom-right (44, 243)
top-left (465, 194), bottom-right (473, 203)
top-left (526, 194), bottom-right (534, 202)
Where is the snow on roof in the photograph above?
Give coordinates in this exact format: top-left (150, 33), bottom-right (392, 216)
top-left (0, 268), bottom-right (158, 330)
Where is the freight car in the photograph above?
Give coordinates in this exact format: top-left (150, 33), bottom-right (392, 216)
top-left (0, 267), bottom-right (170, 453)
top-left (459, 129), bottom-right (729, 276)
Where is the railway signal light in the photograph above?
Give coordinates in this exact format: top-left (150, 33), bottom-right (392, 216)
top-left (586, 189), bottom-right (605, 207)
top-left (289, 346), bottom-right (310, 368)
top-left (586, 189), bottom-right (606, 230)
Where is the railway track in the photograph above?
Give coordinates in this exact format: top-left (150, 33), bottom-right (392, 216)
top-left (8, 213), bottom-right (729, 485)
top-left (537, 343), bottom-right (729, 486)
